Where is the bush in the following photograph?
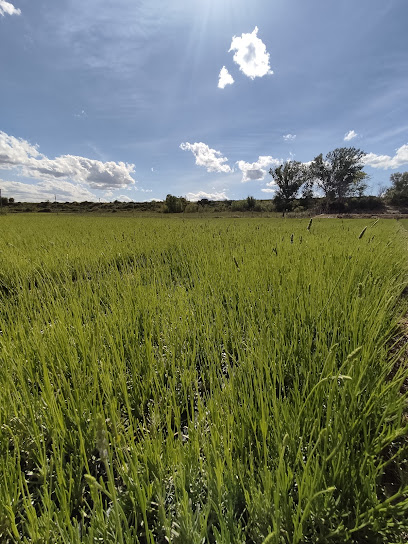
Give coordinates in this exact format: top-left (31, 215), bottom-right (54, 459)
top-left (231, 200), bottom-right (247, 212)
top-left (230, 197), bottom-right (261, 212)
top-left (184, 203), bottom-right (199, 213)
top-left (273, 195), bottom-right (294, 212)
top-left (348, 196), bottom-right (385, 211)
top-left (324, 197), bottom-right (385, 214)
top-left (164, 194), bottom-right (187, 213)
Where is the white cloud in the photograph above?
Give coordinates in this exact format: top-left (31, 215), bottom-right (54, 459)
top-left (0, 0), bottom-right (21, 16)
top-left (261, 187), bottom-right (277, 194)
top-left (218, 66), bottom-right (234, 89)
top-left (115, 195), bottom-right (133, 202)
top-left (74, 109), bottom-right (87, 119)
top-left (186, 190), bottom-right (228, 201)
top-left (283, 134), bottom-right (296, 141)
top-left (0, 130), bottom-right (136, 189)
top-left (0, 178), bottom-right (98, 202)
top-left (364, 144), bottom-right (408, 169)
top-left (0, 131), bottom-right (41, 166)
top-left (24, 156), bottom-right (136, 189)
top-left (344, 130), bottom-right (358, 141)
top-left (237, 156), bottom-right (281, 182)
top-left (180, 142), bottom-right (232, 173)
top-left (229, 26), bottom-right (273, 80)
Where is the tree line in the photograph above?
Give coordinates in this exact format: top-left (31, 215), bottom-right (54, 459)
top-left (270, 146), bottom-right (367, 211)
top-left (162, 146), bottom-right (370, 214)
top-left (1, 145), bottom-right (408, 213)
top-left (164, 146), bottom-right (408, 213)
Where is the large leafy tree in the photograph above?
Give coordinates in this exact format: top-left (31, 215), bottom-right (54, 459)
top-left (164, 194), bottom-right (187, 213)
top-left (385, 172), bottom-right (408, 205)
top-left (309, 147), bottom-right (367, 200)
top-left (269, 161), bottom-right (306, 210)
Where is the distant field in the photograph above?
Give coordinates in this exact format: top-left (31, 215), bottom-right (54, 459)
top-left (0, 215), bottom-right (408, 543)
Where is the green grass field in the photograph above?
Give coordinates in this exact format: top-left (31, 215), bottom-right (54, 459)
top-left (0, 215), bottom-right (408, 543)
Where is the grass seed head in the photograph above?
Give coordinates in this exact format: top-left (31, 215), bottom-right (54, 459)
top-left (358, 283), bottom-right (363, 297)
top-left (358, 226), bottom-right (367, 239)
top-left (96, 414), bottom-right (109, 462)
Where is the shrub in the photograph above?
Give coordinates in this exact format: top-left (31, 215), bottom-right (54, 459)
top-left (164, 194), bottom-right (187, 213)
top-left (184, 203), bottom-right (199, 213)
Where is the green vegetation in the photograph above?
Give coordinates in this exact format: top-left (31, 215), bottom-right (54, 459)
top-left (164, 195), bottom-right (188, 213)
top-left (0, 146), bottom-right (391, 217)
top-left (309, 147), bottom-right (368, 201)
top-left (269, 161), bottom-right (307, 212)
top-left (266, 147), bottom-right (368, 212)
top-left (385, 172), bottom-right (408, 207)
top-left (0, 195), bottom-right (388, 216)
top-left (0, 215), bottom-right (408, 543)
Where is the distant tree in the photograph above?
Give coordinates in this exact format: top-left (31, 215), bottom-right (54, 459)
top-left (388, 172), bottom-right (408, 193)
top-left (246, 195), bottom-right (256, 210)
top-left (308, 147), bottom-right (367, 200)
top-left (8, 197), bottom-right (14, 204)
top-left (269, 161), bottom-right (306, 211)
top-left (164, 194), bottom-right (187, 213)
top-left (385, 172), bottom-right (408, 205)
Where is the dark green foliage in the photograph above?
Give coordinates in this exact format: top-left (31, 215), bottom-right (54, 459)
top-left (231, 197), bottom-right (261, 212)
top-left (309, 147), bottom-right (367, 200)
top-left (323, 196), bottom-right (385, 214)
top-left (269, 161), bottom-right (307, 211)
top-left (246, 195), bottom-right (256, 209)
top-left (164, 194), bottom-right (188, 213)
top-left (385, 172), bottom-right (408, 206)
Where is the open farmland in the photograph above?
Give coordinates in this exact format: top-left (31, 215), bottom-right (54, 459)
top-left (0, 215), bottom-right (408, 543)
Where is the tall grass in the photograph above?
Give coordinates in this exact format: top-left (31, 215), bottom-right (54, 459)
top-left (0, 215), bottom-right (407, 543)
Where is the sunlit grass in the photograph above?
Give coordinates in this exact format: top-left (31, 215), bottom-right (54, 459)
top-left (0, 215), bottom-right (407, 543)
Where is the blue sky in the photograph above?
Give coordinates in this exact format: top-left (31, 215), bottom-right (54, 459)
top-left (0, 0), bottom-right (407, 202)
